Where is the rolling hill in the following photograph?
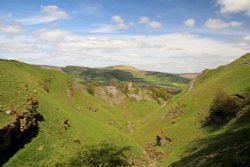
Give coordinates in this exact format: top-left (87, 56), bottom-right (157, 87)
top-left (61, 65), bottom-right (190, 88)
top-left (0, 53), bottom-right (250, 167)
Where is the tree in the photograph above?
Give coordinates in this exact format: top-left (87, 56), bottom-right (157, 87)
top-left (68, 142), bottom-right (131, 167)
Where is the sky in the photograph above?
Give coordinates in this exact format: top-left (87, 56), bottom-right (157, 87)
top-left (0, 0), bottom-right (250, 73)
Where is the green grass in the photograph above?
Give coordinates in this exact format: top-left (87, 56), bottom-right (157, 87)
top-left (0, 59), bottom-right (163, 166)
top-left (1, 53), bottom-right (250, 167)
top-left (134, 53), bottom-right (250, 166)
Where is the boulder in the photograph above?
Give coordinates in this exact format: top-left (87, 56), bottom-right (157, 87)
top-left (5, 110), bottom-right (16, 115)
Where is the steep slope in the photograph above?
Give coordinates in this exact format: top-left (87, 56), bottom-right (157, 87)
top-left (0, 60), bottom-right (162, 166)
top-left (131, 54), bottom-right (250, 166)
top-left (1, 53), bottom-right (249, 167)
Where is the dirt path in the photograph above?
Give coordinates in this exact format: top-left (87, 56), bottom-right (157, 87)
top-left (188, 76), bottom-right (198, 91)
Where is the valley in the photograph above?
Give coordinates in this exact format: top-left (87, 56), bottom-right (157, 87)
top-left (0, 54), bottom-right (250, 166)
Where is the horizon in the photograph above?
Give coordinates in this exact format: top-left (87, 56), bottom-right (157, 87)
top-left (0, 0), bottom-right (250, 73)
top-left (0, 56), bottom-right (241, 74)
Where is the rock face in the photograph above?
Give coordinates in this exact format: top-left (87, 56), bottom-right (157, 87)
top-left (0, 99), bottom-right (41, 165)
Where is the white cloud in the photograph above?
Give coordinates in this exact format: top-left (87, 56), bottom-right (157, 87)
top-left (34, 29), bottom-right (72, 41)
top-left (18, 5), bottom-right (69, 25)
top-left (111, 15), bottom-right (129, 30)
top-left (84, 25), bottom-right (116, 33)
top-left (0, 36), bottom-right (34, 52)
top-left (0, 31), bottom-right (248, 73)
top-left (41, 5), bottom-right (69, 19)
top-left (138, 17), bottom-right (151, 24)
top-left (244, 35), bottom-right (250, 41)
top-left (184, 18), bottom-right (196, 27)
top-left (0, 22), bottom-right (23, 34)
top-left (205, 18), bottom-right (242, 29)
top-left (85, 16), bottom-right (129, 33)
top-left (138, 17), bottom-right (162, 29)
top-left (217, 0), bottom-right (250, 16)
top-left (230, 21), bottom-right (242, 27)
top-left (148, 21), bottom-right (162, 28)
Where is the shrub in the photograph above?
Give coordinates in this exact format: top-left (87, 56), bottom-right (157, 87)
top-left (68, 142), bottom-right (131, 167)
top-left (207, 90), bottom-right (243, 124)
top-left (85, 81), bottom-right (100, 95)
top-left (110, 78), bottom-right (132, 94)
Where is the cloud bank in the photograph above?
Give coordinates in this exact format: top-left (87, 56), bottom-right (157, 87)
top-left (0, 29), bottom-right (248, 73)
top-left (218, 0), bottom-right (250, 16)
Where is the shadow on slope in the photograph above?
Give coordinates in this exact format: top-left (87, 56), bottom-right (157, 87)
top-left (171, 109), bottom-right (250, 167)
top-left (0, 108), bottom-right (45, 166)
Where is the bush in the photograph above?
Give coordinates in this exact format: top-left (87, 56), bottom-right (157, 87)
top-left (109, 78), bottom-right (133, 94)
top-left (68, 142), bottom-right (131, 167)
top-left (85, 81), bottom-right (100, 95)
top-left (207, 90), bottom-right (243, 124)
top-left (145, 85), bottom-right (171, 101)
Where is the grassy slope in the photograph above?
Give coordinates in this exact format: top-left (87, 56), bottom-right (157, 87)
top-left (131, 54), bottom-right (250, 166)
top-left (1, 53), bottom-right (249, 167)
top-left (62, 65), bottom-right (190, 88)
top-left (0, 60), bottom-right (162, 166)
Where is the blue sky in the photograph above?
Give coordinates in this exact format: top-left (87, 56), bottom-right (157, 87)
top-left (0, 0), bottom-right (250, 73)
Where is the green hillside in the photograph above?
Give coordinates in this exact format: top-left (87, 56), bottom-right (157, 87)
top-left (132, 53), bottom-right (250, 166)
top-left (0, 53), bottom-right (250, 167)
top-left (62, 65), bottom-right (190, 88)
top-left (61, 65), bottom-right (191, 105)
top-left (0, 59), bottom-right (162, 166)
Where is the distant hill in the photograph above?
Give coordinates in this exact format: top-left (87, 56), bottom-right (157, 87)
top-left (38, 65), bottom-right (62, 71)
top-left (61, 65), bottom-right (192, 103)
top-left (179, 73), bottom-right (199, 79)
top-left (62, 65), bottom-right (191, 88)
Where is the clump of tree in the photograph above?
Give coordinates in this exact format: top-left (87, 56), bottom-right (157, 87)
top-left (110, 78), bottom-right (133, 94)
top-left (207, 90), bottom-right (243, 124)
top-left (68, 142), bottom-right (131, 167)
top-left (85, 81), bottom-right (100, 95)
top-left (145, 85), bottom-right (171, 101)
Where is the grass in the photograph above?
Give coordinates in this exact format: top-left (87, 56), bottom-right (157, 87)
top-left (1, 53), bottom-right (250, 166)
top-left (0, 59), bottom-right (163, 166)
top-left (135, 53), bottom-right (250, 166)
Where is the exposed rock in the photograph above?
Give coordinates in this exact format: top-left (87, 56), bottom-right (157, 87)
top-left (24, 84), bottom-right (29, 91)
top-left (0, 99), bottom-right (42, 165)
top-left (127, 121), bottom-right (134, 133)
top-left (234, 94), bottom-right (245, 100)
top-left (161, 137), bottom-right (172, 146)
top-left (63, 119), bottom-right (70, 129)
top-left (105, 86), bottom-right (120, 97)
top-left (243, 61), bottom-right (250, 66)
top-left (128, 94), bottom-right (143, 101)
top-left (155, 135), bottom-right (162, 146)
top-left (5, 110), bottom-right (16, 115)
top-left (37, 145), bottom-right (44, 151)
top-left (88, 107), bottom-right (99, 112)
top-left (65, 87), bottom-right (73, 98)
top-left (74, 139), bottom-right (81, 144)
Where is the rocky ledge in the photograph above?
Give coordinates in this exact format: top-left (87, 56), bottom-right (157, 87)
top-left (0, 99), bottom-right (42, 165)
